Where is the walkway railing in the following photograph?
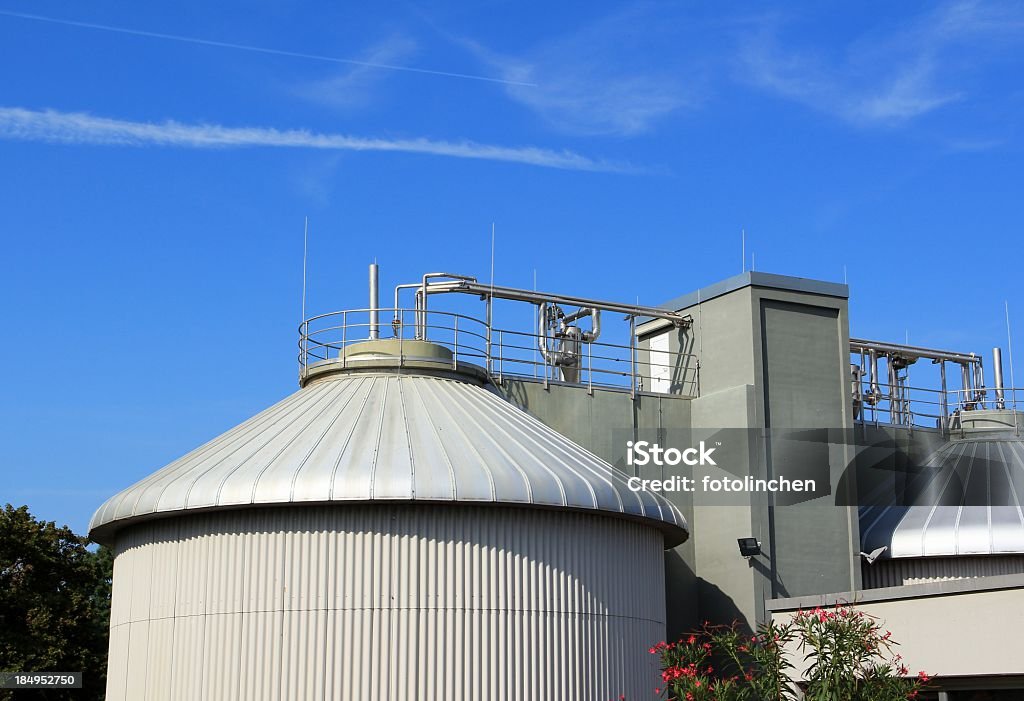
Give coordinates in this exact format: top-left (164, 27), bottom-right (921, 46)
top-left (299, 307), bottom-right (699, 397)
top-left (853, 378), bottom-right (1023, 431)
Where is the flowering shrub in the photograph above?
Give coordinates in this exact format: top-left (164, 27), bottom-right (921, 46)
top-left (650, 604), bottom-right (931, 700)
top-left (650, 620), bottom-right (794, 701)
top-left (792, 605), bottom-right (929, 701)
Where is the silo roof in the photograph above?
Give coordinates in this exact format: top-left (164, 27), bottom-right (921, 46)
top-left (89, 363), bottom-right (689, 547)
top-left (860, 437), bottom-right (1024, 558)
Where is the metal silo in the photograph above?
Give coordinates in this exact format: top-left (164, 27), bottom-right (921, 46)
top-left (860, 408), bottom-right (1024, 588)
top-left (90, 314), bottom-right (689, 700)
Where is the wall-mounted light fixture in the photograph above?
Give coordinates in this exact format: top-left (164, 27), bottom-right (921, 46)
top-left (737, 537), bottom-right (761, 558)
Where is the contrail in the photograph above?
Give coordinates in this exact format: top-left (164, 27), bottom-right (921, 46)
top-left (0, 9), bottom-right (536, 87)
top-left (0, 107), bottom-right (636, 173)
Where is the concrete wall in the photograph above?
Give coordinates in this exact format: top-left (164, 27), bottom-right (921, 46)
top-left (758, 297), bottom-right (859, 601)
top-left (689, 384), bottom-right (765, 628)
top-left (635, 273), bottom-right (859, 628)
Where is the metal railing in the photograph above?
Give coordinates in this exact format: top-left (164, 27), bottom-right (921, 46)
top-left (853, 380), bottom-right (948, 428)
top-left (299, 307), bottom-right (699, 397)
top-left (849, 340), bottom-right (1019, 432)
top-left (853, 378), bottom-right (1023, 431)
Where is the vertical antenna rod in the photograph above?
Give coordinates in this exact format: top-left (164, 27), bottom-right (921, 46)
top-left (488, 223), bottom-right (496, 372)
top-left (369, 262), bottom-right (380, 340)
top-left (490, 223), bottom-right (496, 297)
top-left (300, 216), bottom-right (309, 373)
top-left (741, 229), bottom-right (746, 273)
top-left (1008, 301), bottom-right (1017, 415)
top-left (301, 216), bottom-right (309, 324)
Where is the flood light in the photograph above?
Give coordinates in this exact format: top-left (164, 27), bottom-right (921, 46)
top-left (737, 537), bottom-right (761, 558)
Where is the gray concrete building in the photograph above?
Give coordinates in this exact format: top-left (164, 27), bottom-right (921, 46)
top-left (92, 267), bottom-right (1024, 699)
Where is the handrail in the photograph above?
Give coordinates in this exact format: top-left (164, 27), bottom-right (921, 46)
top-left (850, 340), bottom-right (1009, 431)
top-left (298, 307), bottom-right (699, 397)
top-left (852, 377), bottom-right (1023, 430)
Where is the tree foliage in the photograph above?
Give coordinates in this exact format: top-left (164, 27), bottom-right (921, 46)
top-left (0, 504), bottom-right (112, 700)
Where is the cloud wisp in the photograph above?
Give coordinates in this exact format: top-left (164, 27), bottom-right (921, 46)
top-left (451, 7), bottom-right (701, 137)
top-left (0, 106), bottom-right (637, 172)
top-left (738, 1), bottom-right (1024, 126)
top-left (294, 34), bottom-right (420, 110)
top-left (739, 30), bottom-right (959, 125)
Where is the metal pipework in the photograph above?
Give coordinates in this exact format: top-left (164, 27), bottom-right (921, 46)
top-left (419, 278), bottom-right (689, 326)
top-left (392, 284), bottom-right (424, 337)
top-left (537, 302), bottom-right (553, 361)
top-left (420, 273), bottom-right (477, 340)
top-left (536, 303), bottom-right (597, 382)
top-left (850, 338), bottom-right (982, 366)
top-left (562, 307), bottom-right (601, 342)
top-left (961, 362), bottom-right (974, 410)
top-left (994, 347), bottom-right (1005, 409)
top-left (851, 363), bottom-right (863, 420)
top-left (939, 360), bottom-right (949, 431)
top-left (887, 361), bottom-right (900, 425)
top-left (396, 278), bottom-right (467, 339)
top-left (974, 360), bottom-right (986, 406)
top-left (369, 263), bottom-right (380, 340)
top-left (538, 303), bottom-right (570, 367)
top-left (867, 349), bottom-right (882, 405)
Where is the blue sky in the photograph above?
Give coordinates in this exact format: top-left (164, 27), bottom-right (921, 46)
top-left (1, 1), bottom-right (1022, 533)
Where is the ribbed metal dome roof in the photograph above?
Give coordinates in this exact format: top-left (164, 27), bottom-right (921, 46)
top-left (89, 343), bottom-right (689, 547)
top-left (860, 436), bottom-right (1024, 558)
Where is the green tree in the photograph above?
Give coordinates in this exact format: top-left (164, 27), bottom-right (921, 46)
top-left (0, 504), bottom-right (112, 700)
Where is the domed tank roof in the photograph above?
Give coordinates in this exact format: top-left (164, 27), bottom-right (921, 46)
top-left (89, 341), bottom-right (689, 547)
top-left (860, 433), bottom-right (1024, 558)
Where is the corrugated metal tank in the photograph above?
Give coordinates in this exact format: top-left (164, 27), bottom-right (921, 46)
top-left (91, 340), bottom-right (689, 700)
top-left (860, 425), bottom-right (1024, 587)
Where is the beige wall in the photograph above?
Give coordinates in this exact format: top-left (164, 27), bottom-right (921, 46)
top-left (769, 577), bottom-right (1024, 678)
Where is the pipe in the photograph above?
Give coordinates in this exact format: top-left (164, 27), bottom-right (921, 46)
top-left (868, 349), bottom-right (882, 405)
top-left (962, 363), bottom-right (973, 410)
top-left (563, 307), bottom-right (602, 342)
top-left (369, 263), bottom-right (379, 340)
top-left (414, 290), bottom-right (424, 339)
top-left (888, 361), bottom-right (900, 424)
top-left (537, 302), bottom-right (550, 359)
top-left (974, 360), bottom-right (986, 406)
top-left (393, 283), bottom-right (421, 321)
top-left (850, 338), bottom-right (981, 365)
top-left (994, 348), bottom-right (1005, 409)
top-left (419, 273), bottom-right (478, 340)
top-left (419, 279), bottom-right (688, 325)
top-left (851, 363), bottom-right (863, 420)
top-left (851, 363), bottom-right (863, 401)
top-left (939, 360), bottom-right (949, 431)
